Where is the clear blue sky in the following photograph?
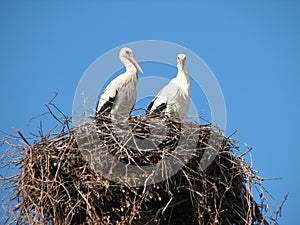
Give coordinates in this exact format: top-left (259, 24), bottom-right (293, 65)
top-left (1, 1), bottom-right (299, 224)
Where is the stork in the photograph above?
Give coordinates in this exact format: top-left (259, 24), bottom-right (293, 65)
top-left (96, 47), bottom-right (143, 121)
top-left (147, 54), bottom-right (190, 120)
top-left (139, 54), bottom-right (190, 148)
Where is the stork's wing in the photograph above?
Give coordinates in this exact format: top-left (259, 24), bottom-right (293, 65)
top-left (96, 79), bottom-right (119, 114)
top-left (147, 101), bottom-right (166, 115)
top-left (147, 80), bottom-right (178, 116)
top-left (97, 90), bottom-right (118, 114)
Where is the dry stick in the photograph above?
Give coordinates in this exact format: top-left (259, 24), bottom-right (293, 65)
top-left (17, 131), bottom-right (31, 147)
top-left (45, 104), bottom-right (64, 126)
top-left (274, 194), bottom-right (288, 224)
top-left (48, 101), bottom-right (71, 131)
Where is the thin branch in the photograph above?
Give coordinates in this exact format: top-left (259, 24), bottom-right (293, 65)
top-left (16, 130), bottom-right (31, 147)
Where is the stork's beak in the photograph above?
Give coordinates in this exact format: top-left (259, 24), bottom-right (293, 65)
top-left (180, 58), bottom-right (186, 66)
top-left (129, 56), bottom-right (144, 74)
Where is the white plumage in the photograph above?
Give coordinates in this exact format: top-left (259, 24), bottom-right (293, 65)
top-left (147, 54), bottom-right (190, 120)
top-left (96, 47), bottom-right (143, 120)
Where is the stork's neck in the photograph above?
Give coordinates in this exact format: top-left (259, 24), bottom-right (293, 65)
top-left (121, 58), bottom-right (137, 76)
top-left (176, 68), bottom-right (188, 82)
top-left (125, 63), bottom-right (137, 75)
top-left (175, 69), bottom-right (190, 94)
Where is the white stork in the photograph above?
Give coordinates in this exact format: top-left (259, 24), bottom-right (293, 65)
top-left (96, 47), bottom-right (143, 120)
top-left (147, 54), bottom-right (190, 120)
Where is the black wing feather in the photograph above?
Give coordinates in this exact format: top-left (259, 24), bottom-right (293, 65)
top-left (146, 101), bottom-right (154, 112)
top-left (97, 90), bottom-right (118, 115)
top-left (147, 102), bottom-right (167, 116)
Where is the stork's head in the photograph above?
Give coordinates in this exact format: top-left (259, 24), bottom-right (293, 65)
top-left (119, 47), bottom-right (144, 74)
top-left (177, 54), bottom-right (186, 71)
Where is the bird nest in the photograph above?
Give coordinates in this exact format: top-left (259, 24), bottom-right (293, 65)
top-left (0, 107), bottom-right (286, 225)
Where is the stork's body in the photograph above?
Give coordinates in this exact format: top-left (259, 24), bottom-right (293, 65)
top-left (96, 47), bottom-right (143, 120)
top-left (147, 54), bottom-right (190, 120)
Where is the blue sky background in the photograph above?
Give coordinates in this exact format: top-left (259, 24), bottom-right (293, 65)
top-left (1, 1), bottom-right (299, 224)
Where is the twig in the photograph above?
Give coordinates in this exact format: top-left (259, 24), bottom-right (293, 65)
top-left (17, 130), bottom-right (31, 147)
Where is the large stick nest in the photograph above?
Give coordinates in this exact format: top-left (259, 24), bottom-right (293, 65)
top-left (0, 108), bottom-right (286, 225)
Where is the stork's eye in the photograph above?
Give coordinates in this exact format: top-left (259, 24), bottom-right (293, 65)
top-left (126, 51), bottom-right (130, 54)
